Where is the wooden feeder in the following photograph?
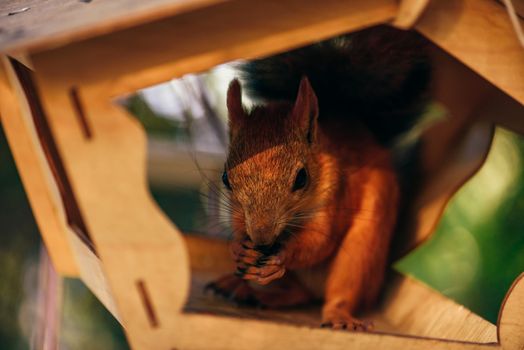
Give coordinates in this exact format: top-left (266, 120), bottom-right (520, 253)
top-left (1, 0), bottom-right (524, 349)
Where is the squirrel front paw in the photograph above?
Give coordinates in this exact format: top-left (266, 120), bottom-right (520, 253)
top-left (205, 272), bottom-right (313, 308)
top-left (321, 307), bottom-right (373, 331)
top-left (204, 274), bottom-right (261, 306)
top-left (231, 239), bottom-right (286, 285)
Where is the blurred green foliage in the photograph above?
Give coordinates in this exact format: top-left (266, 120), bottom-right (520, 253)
top-left (396, 127), bottom-right (524, 323)
top-left (152, 188), bottom-right (207, 233)
top-left (0, 127), bottom-right (39, 350)
top-left (124, 94), bottom-right (186, 140)
top-left (60, 279), bottom-right (129, 350)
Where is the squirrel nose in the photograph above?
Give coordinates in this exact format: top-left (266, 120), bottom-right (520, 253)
top-left (249, 226), bottom-right (276, 246)
top-left (244, 210), bottom-right (278, 246)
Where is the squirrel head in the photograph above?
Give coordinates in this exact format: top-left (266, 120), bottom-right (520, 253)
top-left (223, 77), bottom-right (322, 247)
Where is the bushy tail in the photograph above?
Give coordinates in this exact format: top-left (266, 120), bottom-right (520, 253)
top-left (238, 25), bottom-right (431, 145)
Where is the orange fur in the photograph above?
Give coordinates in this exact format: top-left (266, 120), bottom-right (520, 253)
top-left (214, 77), bottom-right (399, 330)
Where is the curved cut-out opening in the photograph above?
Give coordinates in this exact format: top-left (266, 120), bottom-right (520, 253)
top-left (117, 66), bottom-right (231, 238)
top-left (396, 127), bottom-right (524, 324)
top-left (102, 26), bottom-right (524, 344)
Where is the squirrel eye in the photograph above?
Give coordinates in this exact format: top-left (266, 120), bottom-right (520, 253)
top-left (292, 167), bottom-right (308, 192)
top-left (222, 170), bottom-right (232, 191)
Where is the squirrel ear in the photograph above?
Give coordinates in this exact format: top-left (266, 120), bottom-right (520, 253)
top-left (227, 79), bottom-right (246, 136)
top-left (292, 76), bottom-right (318, 143)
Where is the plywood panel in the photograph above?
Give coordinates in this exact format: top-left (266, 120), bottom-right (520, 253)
top-left (393, 0), bottom-right (431, 29)
top-left (417, 0), bottom-right (524, 105)
top-left (185, 235), bottom-right (497, 343)
top-left (0, 0), bottom-right (227, 53)
top-left (0, 57), bottom-right (78, 275)
top-left (31, 0), bottom-right (398, 96)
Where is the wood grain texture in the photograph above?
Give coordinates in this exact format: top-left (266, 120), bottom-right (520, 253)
top-left (185, 235), bottom-right (497, 343)
top-left (31, 0), bottom-right (398, 96)
top-left (152, 233), bottom-right (501, 349)
top-left (0, 57), bottom-right (78, 276)
top-left (162, 316), bottom-right (500, 350)
top-left (0, 0), bottom-right (227, 54)
top-left (9, 0), bottom-right (523, 348)
top-left (0, 58), bottom-right (122, 323)
top-left (379, 276), bottom-right (497, 343)
top-left (416, 0), bottom-right (524, 106)
top-left (393, 0), bottom-right (431, 29)
top-left (8, 58), bottom-right (96, 251)
top-left (67, 226), bottom-right (121, 322)
top-left (32, 70), bottom-right (191, 349)
top-left (498, 273), bottom-right (524, 350)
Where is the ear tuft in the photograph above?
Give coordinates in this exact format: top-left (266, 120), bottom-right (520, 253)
top-left (292, 76), bottom-right (319, 143)
top-left (227, 79), bottom-right (245, 127)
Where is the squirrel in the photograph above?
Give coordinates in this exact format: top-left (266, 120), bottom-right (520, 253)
top-left (205, 25), bottom-right (431, 331)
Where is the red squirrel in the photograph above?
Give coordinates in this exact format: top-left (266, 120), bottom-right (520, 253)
top-left (206, 25), bottom-right (430, 330)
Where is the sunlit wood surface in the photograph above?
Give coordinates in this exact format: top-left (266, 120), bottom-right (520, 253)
top-left (1, 0), bottom-right (524, 348)
top-left (0, 0), bottom-right (227, 53)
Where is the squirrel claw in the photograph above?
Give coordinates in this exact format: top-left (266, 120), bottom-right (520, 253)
top-left (321, 309), bottom-right (373, 332)
top-left (243, 266), bottom-right (286, 285)
top-left (204, 274), bottom-right (263, 307)
top-left (231, 239), bottom-right (286, 286)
